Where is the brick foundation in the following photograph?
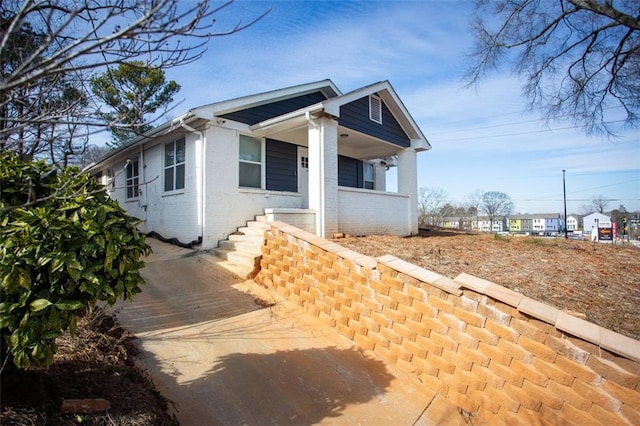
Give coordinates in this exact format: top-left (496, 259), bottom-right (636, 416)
top-left (255, 222), bottom-right (640, 424)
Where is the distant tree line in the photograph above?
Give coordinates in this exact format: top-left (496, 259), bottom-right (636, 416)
top-left (418, 188), bottom-right (514, 229)
top-left (418, 187), bottom-right (638, 235)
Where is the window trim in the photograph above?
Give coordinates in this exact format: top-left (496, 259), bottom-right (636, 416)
top-left (106, 168), bottom-right (115, 190)
top-left (164, 138), bottom-right (186, 193)
top-left (238, 134), bottom-right (264, 189)
top-left (363, 161), bottom-right (375, 190)
top-left (125, 159), bottom-right (139, 199)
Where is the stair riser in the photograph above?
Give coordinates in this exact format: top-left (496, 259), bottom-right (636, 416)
top-left (247, 221), bottom-right (270, 229)
top-left (211, 249), bottom-right (260, 268)
top-left (218, 240), bottom-right (262, 254)
top-left (237, 227), bottom-right (267, 236)
top-left (228, 234), bottom-right (265, 243)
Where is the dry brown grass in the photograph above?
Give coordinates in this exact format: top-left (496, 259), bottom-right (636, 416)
top-left (335, 229), bottom-right (640, 341)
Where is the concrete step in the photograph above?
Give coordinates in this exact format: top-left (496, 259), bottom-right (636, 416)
top-left (228, 233), bottom-right (265, 243)
top-left (255, 215), bottom-right (269, 223)
top-left (247, 220), bottom-right (271, 229)
top-left (237, 226), bottom-right (267, 236)
top-left (218, 239), bottom-right (262, 255)
top-left (211, 247), bottom-right (260, 269)
top-left (211, 213), bottom-right (271, 276)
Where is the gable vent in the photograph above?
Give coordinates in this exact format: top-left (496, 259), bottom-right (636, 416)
top-left (369, 94), bottom-right (382, 124)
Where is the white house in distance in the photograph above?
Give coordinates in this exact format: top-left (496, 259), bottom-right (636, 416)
top-left (583, 212), bottom-right (612, 232)
top-left (566, 215), bottom-right (580, 232)
top-left (87, 80), bottom-right (430, 249)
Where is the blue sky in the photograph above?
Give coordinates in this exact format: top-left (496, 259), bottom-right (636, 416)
top-left (145, 0), bottom-right (640, 214)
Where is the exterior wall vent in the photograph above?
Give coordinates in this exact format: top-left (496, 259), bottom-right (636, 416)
top-left (369, 94), bottom-right (382, 124)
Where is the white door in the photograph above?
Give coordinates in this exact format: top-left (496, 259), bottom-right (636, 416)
top-left (298, 147), bottom-right (309, 208)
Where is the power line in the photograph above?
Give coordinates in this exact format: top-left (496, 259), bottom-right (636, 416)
top-left (516, 178), bottom-right (640, 202)
top-left (436, 120), bottom-right (627, 142)
top-left (517, 198), bottom-right (640, 202)
top-left (428, 116), bottom-right (549, 136)
top-left (430, 109), bottom-right (527, 128)
top-left (428, 106), bottom-right (627, 139)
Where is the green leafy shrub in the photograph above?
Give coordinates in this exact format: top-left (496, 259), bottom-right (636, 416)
top-left (0, 153), bottom-right (151, 369)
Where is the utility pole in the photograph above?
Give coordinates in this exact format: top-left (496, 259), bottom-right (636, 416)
top-left (562, 169), bottom-right (568, 239)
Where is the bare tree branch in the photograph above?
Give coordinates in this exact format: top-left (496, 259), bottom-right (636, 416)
top-left (467, 0), bottom-right (640, 135)
top-left (1, 0), bottom-right (269, 165)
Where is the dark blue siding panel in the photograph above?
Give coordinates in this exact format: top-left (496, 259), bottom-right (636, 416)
top-left (266, 139), bottom-right (297, 192)
top-left (338, 96), bottom-right (410, 147)
top-left (338, 155), bottom-right (363, 188)
top-left (220, 92), bottom-right (327, 125)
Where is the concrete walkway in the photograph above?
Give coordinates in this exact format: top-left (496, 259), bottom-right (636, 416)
top-left (114, 238), bottom-right (471, 425)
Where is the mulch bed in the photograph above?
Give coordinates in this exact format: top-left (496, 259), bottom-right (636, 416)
top-left (1, 307), bottom-right (177, 425)
top-left (335, 229), bottom-right (640, 341)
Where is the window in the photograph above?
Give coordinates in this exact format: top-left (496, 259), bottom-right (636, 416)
top-left (107, 168), bottom-right (115, 189)
top-left (126, 159), bottom-right (139, 198)
top-left (239, 135), bottom-right (262, 188)
top-left (369, 94), bottom-right (382, 124)
top-left (363, 162), bottom-right (374, 189)
top-left (164, 138), bottom-right (185, 192)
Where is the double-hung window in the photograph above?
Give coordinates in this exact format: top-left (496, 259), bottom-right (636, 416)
top-left (239, 135), bottom-right (262, 188)
top-left (126, 159), bottom-right (139, 198)
top-left (106, 168), bottom-right (115, 192)
top-left (363, 162), bottom-right (375, 189)
top-left (165, 138), bottom-right (185, 192)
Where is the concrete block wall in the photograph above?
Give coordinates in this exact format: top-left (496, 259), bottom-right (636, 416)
top-left (255, 222), bottom-right (640, 425)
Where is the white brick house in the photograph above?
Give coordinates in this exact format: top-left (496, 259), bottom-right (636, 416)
top-left (87, 80), bottom-right (430, 249)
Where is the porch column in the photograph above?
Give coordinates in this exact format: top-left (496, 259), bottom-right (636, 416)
top-left (397, 147), bottom-right (418, 235)
top-left (307, 115), bottom-right (339, 238)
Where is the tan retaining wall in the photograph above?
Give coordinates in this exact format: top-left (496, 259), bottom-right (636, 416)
top-left (255, 222), bottom-right (640, 425)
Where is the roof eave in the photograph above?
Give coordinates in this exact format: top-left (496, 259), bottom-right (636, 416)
top-left (249, 104), bottom-right (325, 136)
top-left (85, 111), bottom-right (198, 172)
top-left (196, 79), bottom-right (341, 120)
top-left (323, 80), bottom-right (431, 152)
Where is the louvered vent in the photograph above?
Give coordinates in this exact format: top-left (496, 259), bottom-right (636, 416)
top-left (369, 95), bottom-right (382, 124)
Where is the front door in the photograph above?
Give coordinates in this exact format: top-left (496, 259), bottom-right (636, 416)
top-left (298, 147), bottom-right (309, 208)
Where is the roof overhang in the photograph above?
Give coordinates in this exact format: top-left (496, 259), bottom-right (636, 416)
top-left (192, 79), bottom-right (341, 121)
top-left (249, 81), bottom-right (431, 156)
top-left (84, 112), bottom-right (201, 173)
top-left (323, 80), bottom-right (431, 152)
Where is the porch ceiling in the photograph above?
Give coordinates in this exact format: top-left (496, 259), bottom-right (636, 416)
top-left (253, 123), bottom-right (403, 160)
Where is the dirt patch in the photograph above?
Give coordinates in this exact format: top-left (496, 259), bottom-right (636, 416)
top-left (1, 307), bottom-right (177, 425)
top-left (335, 229), bottom-right (640, 340)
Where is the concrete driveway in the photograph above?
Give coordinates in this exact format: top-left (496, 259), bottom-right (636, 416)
top-left (114, 238), bottom-right (469, 425)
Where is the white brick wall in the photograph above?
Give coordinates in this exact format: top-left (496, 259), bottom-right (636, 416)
top-left (97, 116), bottom-right (420, 249)
top-left (141, 135), bottom-right (200, 243)
top-left (201, 125), bottom-right (305, 249)
top-left (338, 188), bottom-right (410, 236)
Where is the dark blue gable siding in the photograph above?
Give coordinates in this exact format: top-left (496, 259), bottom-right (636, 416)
top-left (338, 155), bottom-right (363, 188)
top-left (338, 96), bottom-right (410, 147)
top-left (220, 92), bottom-right (327, 125)
top-left (266, 139), bottom-right (297, 192)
